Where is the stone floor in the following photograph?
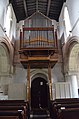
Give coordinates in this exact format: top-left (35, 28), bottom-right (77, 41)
top-left (30, 108), bottom-right (52, 119)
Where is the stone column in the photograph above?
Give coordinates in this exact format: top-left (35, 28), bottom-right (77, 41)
top-left (48, 63), bottom-right (52, 100)
top-left (65, 73), bottom-right (78, 98)
top-left (27, 63), bottom-right (30, 101)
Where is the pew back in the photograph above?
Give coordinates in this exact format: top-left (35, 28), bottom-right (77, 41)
top-left (0, 116), bottom-right (18, 119)
top-left (58, 108), bottom-right (79, 119)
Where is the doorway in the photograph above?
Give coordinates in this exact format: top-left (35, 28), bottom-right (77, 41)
top-left (31, 77), bottom-right (50, 109)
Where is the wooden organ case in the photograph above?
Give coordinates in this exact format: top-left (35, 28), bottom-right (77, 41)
top-left (19, 12), bottom-right (59, 101)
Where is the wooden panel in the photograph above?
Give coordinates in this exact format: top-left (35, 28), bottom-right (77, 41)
top-left (19, 56), bottom-right (58, 61)
top-left (23, 27), bottom-right (54, 31)
top-left (0, 116), bottom-right (18, 119)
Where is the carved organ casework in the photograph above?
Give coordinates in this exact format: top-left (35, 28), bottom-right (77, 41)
top-left (19, 11), bottom-right (58, 101)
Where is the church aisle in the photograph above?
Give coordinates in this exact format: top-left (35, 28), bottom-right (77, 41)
top-left (30, 108), bottom-right (52, 119)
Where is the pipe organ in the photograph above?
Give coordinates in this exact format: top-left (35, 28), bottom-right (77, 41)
top-left (19, 12), bottom-right (59, 100)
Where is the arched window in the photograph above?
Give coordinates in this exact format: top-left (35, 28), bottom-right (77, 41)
top-left (5, 4), bottom-right (13, 39)
top-left (64, 6), bottom-right (71, 37)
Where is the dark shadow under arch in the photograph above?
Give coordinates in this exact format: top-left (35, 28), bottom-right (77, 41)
top-left (31, 77), bottom-right (50, 109)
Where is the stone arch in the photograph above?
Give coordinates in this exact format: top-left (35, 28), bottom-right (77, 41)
top-left (0, 37), bottom-right (14, 99)
top-left (0, 44), bottom-right (9, 73)
top-left (30, 70), bottom-right (50, 108)
top-left (63, 36), bottom-right (79, 98)
top-left (31, 72), bottom-right (48, 83)
top-left (0, 37), bottom-right (14, 78)
top-left (0, 37), bottom-right (13, 65)
top-left (30, 69), bottom-right (48, 86)
top-left (63, 36), bottom-right (79, 74)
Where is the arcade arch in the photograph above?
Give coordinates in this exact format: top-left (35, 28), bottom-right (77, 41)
top-left (63, 36), bottom-right (79, 97)
top-left (0, 37), bottom-right (13, 98)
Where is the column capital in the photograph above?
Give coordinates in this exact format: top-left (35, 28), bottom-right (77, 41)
top-left (65, 71), bottom-right (78, 77)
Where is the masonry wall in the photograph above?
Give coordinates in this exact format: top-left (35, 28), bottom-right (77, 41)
top-left (59, 0), bottom-right (79, 39)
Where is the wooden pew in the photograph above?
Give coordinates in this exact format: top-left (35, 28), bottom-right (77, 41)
top-left (54, 103), bottom-right (79, 110)
top-left (0, 110), bottom-right (24, 119)
top-left (0, 116), bottom-right (18, 119)
top-left (51, 98), bottom-right (79, 115)
top-left (0, 100), bottom-right (26, 106)
top-left (55, 98), bottom-right (79, 104)
top-left (50, 98), bottom-right (79, 119)
top-left (53, 103), bottom-right (79, 119)
top-left (0, 100), bottom-right (30, 119)
top-left (57, 108), bottom-right (79, 119)
top-left (0, 105), bottom-right (25, 110)
top-left (0, 106), bottom-right (26, 119)
top-left (0, 100), bottom-right (25, 103)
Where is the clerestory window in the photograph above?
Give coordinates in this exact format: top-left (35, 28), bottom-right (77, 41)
top-left (64, 6), bottom-right (71, 37)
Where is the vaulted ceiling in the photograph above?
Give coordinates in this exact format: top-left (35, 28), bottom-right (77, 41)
top-left (10, 0), bottom-right (66, 22)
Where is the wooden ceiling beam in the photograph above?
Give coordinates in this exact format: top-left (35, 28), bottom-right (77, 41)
top-left (36, 0), bottom-right (38, 11)
top-left (47, 0), bottom-right (51, 16)
top-left (11, 0), bottom-right (65, 22)
top-left (23, 0), bottom-right (28, 17)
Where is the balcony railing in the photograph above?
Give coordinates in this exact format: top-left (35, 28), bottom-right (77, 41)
top-left (20, 26), bottom-right (58, 49)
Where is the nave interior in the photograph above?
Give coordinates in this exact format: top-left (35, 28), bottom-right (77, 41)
top-left (0, 0), bottom-right (79, 118)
